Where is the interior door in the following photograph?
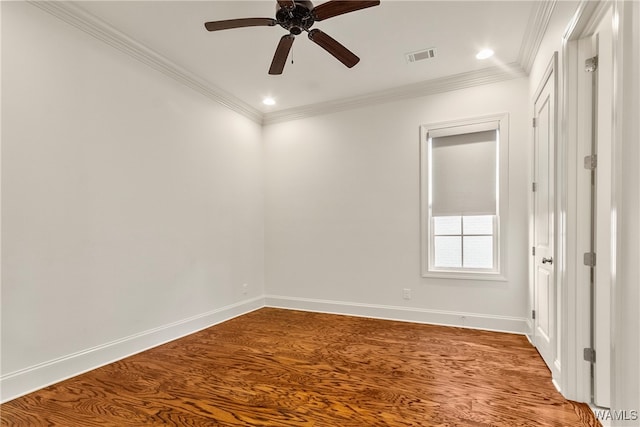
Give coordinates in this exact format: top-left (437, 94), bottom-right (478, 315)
top-left (592, 7), bottom-right (613, 409)
top-left (533, 57), bottom-right (557, 376)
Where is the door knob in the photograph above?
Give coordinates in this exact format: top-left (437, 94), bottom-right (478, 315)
top-left (542, 257), bottom-right (553, 265)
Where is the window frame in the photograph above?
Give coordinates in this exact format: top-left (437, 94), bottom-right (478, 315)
top-left (420, 113), bottom-right (509, 281)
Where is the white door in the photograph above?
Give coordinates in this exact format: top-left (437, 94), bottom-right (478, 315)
top-left (533, 57), bottom-right (557, 376)
top-left (592, 7), bottom-right (613, 409)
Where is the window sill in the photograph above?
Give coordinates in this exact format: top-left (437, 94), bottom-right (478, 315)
top-left (421, 271), bottom-right (508, 282)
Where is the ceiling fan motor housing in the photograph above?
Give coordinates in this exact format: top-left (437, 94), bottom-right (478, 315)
top-left (276, 0), bottom-right (315, 35)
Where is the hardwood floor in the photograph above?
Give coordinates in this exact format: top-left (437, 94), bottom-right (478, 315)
top-left (1, 308), bottom-right (599, 426)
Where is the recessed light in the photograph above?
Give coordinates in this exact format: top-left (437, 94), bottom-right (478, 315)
top-left (476, 49), bottom-right (494, 60)
top-left (262, 97), bottom-right (276, 106)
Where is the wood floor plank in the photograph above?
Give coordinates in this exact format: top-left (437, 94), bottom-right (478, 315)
top-left (1, 308), bottom-right (600, 426)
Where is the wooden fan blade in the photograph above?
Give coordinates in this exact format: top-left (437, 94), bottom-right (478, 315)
top-left (204, 18), bottom-right (276, 32)
top-left (311, 0), bottom-right (380, 21)
top-left (277, 0), bottom-right (296, 8)
top-left (269, 34), bottom-right (295, 75)
top-left (308, 29), bottom-right (359, 68)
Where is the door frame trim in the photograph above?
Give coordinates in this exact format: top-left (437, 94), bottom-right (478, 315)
top-left (530, 51), bottom-right (559, 380)
top-left (559, 0), bottom-right (612, 403)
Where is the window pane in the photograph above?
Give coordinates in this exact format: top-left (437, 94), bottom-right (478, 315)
top-left (433, 216), bottom-right (461, 235)
top-left (463, 236), bottom-right (494, 269)
top-left (463, 215), bottom-right (494, 235)
top-left (434, 236), bottom-right (462, 267)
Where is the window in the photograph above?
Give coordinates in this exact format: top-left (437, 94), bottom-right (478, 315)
top-left (433, 215), bottom-right (496, 269)
top-left (420, 114), bottom-right (508, 280)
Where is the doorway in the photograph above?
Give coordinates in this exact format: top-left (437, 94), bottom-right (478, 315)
top-left (561, 2), bottom-right (614, 408)
top-left (580, 6), bottom-right (614, 409)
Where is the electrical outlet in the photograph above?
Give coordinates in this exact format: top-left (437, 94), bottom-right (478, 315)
top-left (402, 288), bottom-right (412, 300)
top-left (242, 283), bottom-right (248, 295)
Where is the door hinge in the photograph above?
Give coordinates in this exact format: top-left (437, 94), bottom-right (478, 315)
top-left (585, 56), bottom-right (598, 73)
top-left (584, 347), bottom-right (596, 363)
top-left (532, 246), bottom-right (536, 256)
top-left (583, 252), bottom-right (597, 267)
top-left (532, 182), bottom-right (537, 192)
top-left (532, 117), bottom-right (537, 127)
top-left (584, 154), bottom-right (598, 170)
top-left (532, 310), bottom-right (536, 320)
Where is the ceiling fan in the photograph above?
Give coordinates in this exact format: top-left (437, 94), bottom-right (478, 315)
top-left (204, 0), bottom-right (380, 75)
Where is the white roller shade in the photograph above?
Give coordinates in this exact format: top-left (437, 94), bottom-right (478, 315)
top-left (430, 130), bottom-right (497, 216)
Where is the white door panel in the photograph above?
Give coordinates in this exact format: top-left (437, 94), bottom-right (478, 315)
top-left (533, 56), bottom-right (557, 376)
top-left (536, 267), bottom-right (551, 342)
top-left (592, 7), bottom-right (613, 409)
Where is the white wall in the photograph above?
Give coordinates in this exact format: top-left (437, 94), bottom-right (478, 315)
top-left (9, 0), bottom-right (634, 413)
top-left (1, 2), bottom-right (264, 401)
top-left (529, 2), bottom-right (580, 93)
top-left (263, 77), bottom-right (530, 332)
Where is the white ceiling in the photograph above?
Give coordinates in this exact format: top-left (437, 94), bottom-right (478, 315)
top-left (65, 0), bottom-right (542, 121)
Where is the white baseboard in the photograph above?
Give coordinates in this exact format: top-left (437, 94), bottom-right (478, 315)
top-left (0, 296), bottom-right (264, 403)
top-left (265, 295), bottom-right (529, 335)
top-left (526, 319), bottom-right (534, 342)
top-left (2, 295), bottom-right (530, 403)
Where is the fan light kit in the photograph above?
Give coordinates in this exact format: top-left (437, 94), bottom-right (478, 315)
top-left (204, 0), bottom-right (381, 75)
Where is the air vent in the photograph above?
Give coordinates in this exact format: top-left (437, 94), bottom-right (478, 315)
top-left (406, 47), bottom-right (437, 63)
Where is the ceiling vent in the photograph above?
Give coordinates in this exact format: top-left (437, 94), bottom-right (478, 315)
top-left (405, 47), bottom-right (437, 63)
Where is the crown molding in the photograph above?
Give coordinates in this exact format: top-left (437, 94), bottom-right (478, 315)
top-left (262, 63), bottom-right (527, 125)
top-left (28, 1), bottom-right (263, 125)
top-left (29, 1), bottom-right (543, 126)
top-left (263, 0), bottom-right (548, 125)
top-left (518, 0), bottom-right (557, 73)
